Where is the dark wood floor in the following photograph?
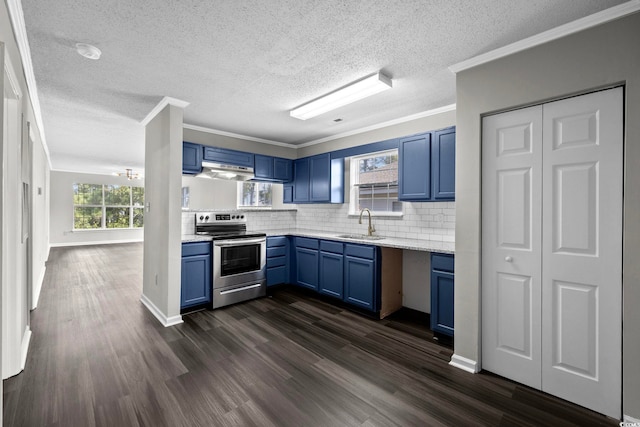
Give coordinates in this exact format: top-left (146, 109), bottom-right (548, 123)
top-left (3, 243), bottom-right (617, 426)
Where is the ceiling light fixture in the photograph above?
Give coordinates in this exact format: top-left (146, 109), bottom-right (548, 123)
top-left (290, 71), bottom-right (392, 120)
top-left (75, 43), bottom-right (102, 60)
top-left (113, 168), bottom-right (142, 180)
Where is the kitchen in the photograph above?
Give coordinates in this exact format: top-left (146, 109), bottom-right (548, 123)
top-left (2, 0), bottom-right (640, 425)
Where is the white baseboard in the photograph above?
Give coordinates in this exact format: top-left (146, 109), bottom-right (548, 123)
top-left (140, 293), bottom-right (183, 327)
top-left (50, 238), bottom-right (143, 248)
top-left (20, 326), bottom-right (32, 371)
top-left (31, 266), bottom-right (46, 310)
top-left (624, 414), bottom-right (640, 423)
top-left (449, 354), bottom-right (479, 374)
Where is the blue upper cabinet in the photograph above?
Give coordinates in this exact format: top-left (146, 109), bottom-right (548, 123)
top-left (254, 155), bottom-right (293, 182)
top-left (432, 127), bottom-right (456, 201)
top-left (398, 127), bottom-right (456, 202)
top-left (254, 154), bottom-right (273, 179)
top-left (274, 157), bottom-right (293, 182)
top-left (398, 132), bottom-right (431, 201)
top-left (288, 153), bottom-right (344, 204)
top-left (310, 154), bottom-right (330, 202)
top-left (293, 158), bottom-right (310, 202)
top-left (182, 142), bottom-right (202, 174)
top-left (202, 146), bottom-right (254, 168)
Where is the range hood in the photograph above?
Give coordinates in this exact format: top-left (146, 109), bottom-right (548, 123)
top-left (196, 161), bottom-right (255, 181)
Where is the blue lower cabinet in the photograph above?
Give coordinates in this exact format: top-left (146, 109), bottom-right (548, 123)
top-left (319, 251), bottom-right (344, 299)
top-left (267, 236), bottom-right (289, 286)
top-left (343, 243), bottom-right (378, 311)
top-left (430, 253), bottom-right (454, 336)
top-left (181, 242), bottom-right (212, 309)
top-left (344, 255), bottom-right (376, 310)
top-left (295, 247), bottom-right (319, 290)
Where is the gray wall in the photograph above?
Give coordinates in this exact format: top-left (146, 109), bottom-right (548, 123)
top-left (181, 175), bottom-right (288, 211)
top-left (298, 109), bottom-right (455, 157)
top-left (454, 12), bottom-right (640, 419)
top-left (49, 171), bottom-right (144, 246)
top-left (183, 127), bottom-right (297, 159)
top-left (142, 104), bottom-right (184, 323)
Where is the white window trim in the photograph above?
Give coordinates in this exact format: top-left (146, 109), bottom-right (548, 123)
top-left (348, 150), bottom-right (403, 217)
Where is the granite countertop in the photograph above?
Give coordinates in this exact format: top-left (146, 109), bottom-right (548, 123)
top-left (257, 228), bottom-right (455, 254)
top-left (181, 234), bottom-right (214, 243)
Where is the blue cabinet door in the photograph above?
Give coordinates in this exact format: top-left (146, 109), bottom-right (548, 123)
top-left (283, 184), bottom-right (293, 203)
top-left (310, 153), bottom-right (330, 202)
top-left (182, 142), bottom-right (202, 174)
top-left (432, 127), bottom-right (456, 200)
top-left (398, 133), bottom-right (431, 201)
top-left (181, 254), bottom-right (211, 308)
top-left (344, 255), bottom-right (376, 310)
top-left (295, 247), bottom-right (319, 290)
top-left (293, 158), bottom-right (310, 202)
top-left (430, 253), bottom-right (454, 336)
top-left (274, 157), bottom-right (293, 182)
top-left (430, 270), bottom-right (454, 336)
top-left (254, 154), bottom-right (274, 180)
top-left (319, 251), bottom-right (344, 299)
top-left (202, 146), bottom-right (254, 168)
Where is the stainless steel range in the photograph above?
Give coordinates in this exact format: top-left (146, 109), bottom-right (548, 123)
top-left (195, 211), bottom-right (266, 309)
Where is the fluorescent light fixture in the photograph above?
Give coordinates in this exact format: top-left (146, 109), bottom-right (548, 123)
top-left (290, 71), bottom-right (392, 120)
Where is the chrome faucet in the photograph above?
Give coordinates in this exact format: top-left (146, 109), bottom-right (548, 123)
top-left (359, 208), bottom-right (376, 236)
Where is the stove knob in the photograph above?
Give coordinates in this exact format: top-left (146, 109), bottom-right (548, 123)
top-left (240, 215), bottom-right (244, 219)
top-left (232, 215), bottom-right (236, 219)
top-left (205, 216), bottom-right (210, 221)
top-left (199, 215), bottom-right (204, 221)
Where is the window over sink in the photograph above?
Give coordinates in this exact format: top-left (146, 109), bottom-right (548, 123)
top-left (349, 149), bottom-right (402, 216)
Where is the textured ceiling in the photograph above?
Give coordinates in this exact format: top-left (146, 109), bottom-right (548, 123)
top-left (21, 0), bottom-right (626, 174)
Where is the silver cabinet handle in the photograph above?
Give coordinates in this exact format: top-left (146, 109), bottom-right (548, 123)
top-left (505, 256), bottom-right (513, 262)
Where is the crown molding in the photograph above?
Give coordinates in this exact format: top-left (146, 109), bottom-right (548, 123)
top-left (296, 103), bottom-right (457, 148)
top-left (449, 0), bottom-right (640, 73)
top-left (140, 96), bottom-right (190, 126)
top-left (183, 123), bottom-right (297, 148)
top-left (6, 0), bottom-right (52, 169)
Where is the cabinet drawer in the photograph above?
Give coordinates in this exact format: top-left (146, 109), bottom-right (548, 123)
top-left (267, 247), bottom-right (287, 258)
top-left (295, 237), bottom-right (319, 250)
top-left (267, 236), bottom-right (288, 248)
top-left (345, 244), bottom-right (375, 259)
top-left (320, 240), bottom-right (343, 254)
top-left (431, 253), bottom-right (454, 272)
top-left (267, 255), bottom-right (286, 268)
top-left (182, 242), bottom-right (211, 257)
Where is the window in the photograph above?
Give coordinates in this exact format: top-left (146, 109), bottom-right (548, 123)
top-left (349, 149), bottom-right (402, 215)
top-left (73, 183), bottom-right (144, 230)
top-left (238, 182), bottom-right (272, 208)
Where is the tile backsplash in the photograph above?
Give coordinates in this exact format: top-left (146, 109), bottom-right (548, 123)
top-left (295, 202), bottom-right (455, 242)
top-left (182, 202), bottom-right (454, 242)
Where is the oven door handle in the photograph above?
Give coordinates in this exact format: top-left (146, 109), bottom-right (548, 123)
top-left (214, 238), bottom-right (266, 247)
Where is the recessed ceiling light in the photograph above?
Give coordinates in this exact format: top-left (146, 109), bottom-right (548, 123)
top-left (75, 43), bottom-right (102, 60)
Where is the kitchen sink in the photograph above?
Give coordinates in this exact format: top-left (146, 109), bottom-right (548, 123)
top-left (336, 234), bottom-right (385, 241)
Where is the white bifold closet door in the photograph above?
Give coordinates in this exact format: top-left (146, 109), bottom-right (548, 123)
top-left (482, 87), bottom-right (623, 419)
